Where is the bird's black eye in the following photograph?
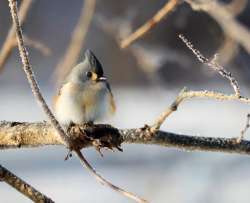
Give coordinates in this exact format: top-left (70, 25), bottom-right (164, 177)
top-left (86, 71), bottom-right (92, 79)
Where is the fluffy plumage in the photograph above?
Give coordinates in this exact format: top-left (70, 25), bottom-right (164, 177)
top-left (53, 50), bottom-right (115, 126)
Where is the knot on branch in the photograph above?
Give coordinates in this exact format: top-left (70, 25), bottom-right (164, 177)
top-left (69, 124), bottom-right (123, 153)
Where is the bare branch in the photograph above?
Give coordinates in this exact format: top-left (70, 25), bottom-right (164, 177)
top-left (0, 164), bottom-right (54, 203)
top-left (179, 34), bottom-right (241, 97)
top-left (0, 0), bottom-right (32, 71)
top-left (2, 121), bottom-right (250, 156)
top-left (120, 0), bottom-right (180, 48)
top-left (152, 88), bottom-right (250, 131)
top-left (75, 150), bottom-right (148, 203)
top-left (55, 0), bottom-right (96, 86)
top-left (223, 0), bottom-right (247, 17)
top-left (151, 34), bottom-right (248, 131)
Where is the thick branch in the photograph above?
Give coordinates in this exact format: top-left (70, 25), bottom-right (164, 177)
top-left (1, 121), bottom-right (250, 155)
top-left (0, 164), bottom-right (54, 203)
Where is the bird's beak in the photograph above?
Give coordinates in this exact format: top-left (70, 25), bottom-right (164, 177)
top-left (97, 77), bottom-right (107, 82)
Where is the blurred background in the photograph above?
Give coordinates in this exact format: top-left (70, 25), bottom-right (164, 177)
top-left (0, 0), bottom-right (250, 202)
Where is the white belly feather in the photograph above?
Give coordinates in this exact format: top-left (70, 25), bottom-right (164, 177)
top-left (54, 82), bottom-right (110, 126)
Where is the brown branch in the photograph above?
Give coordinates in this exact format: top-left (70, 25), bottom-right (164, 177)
top-left (120, 0), bottom-right (180, 49)
top-left (2, 121), bottom-right (250, 156)
top-left (0, 164), bottom-right (54, 203)
top-left (0, 0), bottom-right (32, 71)
top-left (54, 0), bottom-right (96, 86)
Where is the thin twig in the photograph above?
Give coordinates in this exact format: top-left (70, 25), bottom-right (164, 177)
top-left (179, 34), bottom-right (241, 97)
top-left (0, 0), bottom-right (32, 71)
top-left (236, 114), bottom-right (250, 143)
top-left (152, 88), bottom-right (250, 131)
top-left (8, 0), bottom-right (72, 148)
top-left (0, 164), bottom-right (54, 203)
top-left (75, 150), bottom-right (148, 203)
top-left (151, 87), bottom-right (187, 131)
top-left (55, 0), bottom-right (96, 86)
top-left (151, 34), bottom-right (247, 131)
top-left (120, 0), bottom-right (180, 48)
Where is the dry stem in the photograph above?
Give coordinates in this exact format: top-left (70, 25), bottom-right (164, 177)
top-left (120, 0), bottom-right (180, 48)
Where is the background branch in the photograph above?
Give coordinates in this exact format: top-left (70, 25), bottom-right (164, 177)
top-left (185, 0), bottom-right (250, 54)
top-left (0, 164), bottom-right (54, 203)
top-left (0, 0), bottom-right (32, 71)
top-left (120, 0), bottom-right (180, 48)
top-left (54, 0), bottom-right (96, 86)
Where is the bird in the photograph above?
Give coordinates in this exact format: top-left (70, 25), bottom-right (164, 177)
top-left (53, 50), bottom-right (116, 128)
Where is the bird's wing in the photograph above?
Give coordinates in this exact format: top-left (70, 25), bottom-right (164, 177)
top-left (106, 82), bottom-right (116, 114)
top-left (52, 86), bottom-right (62, 110)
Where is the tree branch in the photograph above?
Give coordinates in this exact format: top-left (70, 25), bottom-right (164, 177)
top-left (1, 121), bottom-right (250, 155)
top-left (120, 0), bottom-right (180, 48)
top-left (0, 164), bottom-right (54, 203)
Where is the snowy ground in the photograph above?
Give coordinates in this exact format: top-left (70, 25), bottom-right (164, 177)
top-left (1, 86), bottom-right (250, 203)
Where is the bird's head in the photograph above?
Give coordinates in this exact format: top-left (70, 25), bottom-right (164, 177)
top-left (67, 49), bottom-right (107, 84)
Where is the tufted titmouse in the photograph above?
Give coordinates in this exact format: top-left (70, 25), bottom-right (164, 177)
top-left (53, 50), bottom-right (116, 127)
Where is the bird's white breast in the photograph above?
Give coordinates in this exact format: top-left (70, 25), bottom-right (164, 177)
top-left (54, 82), bottom-right (110, 126)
